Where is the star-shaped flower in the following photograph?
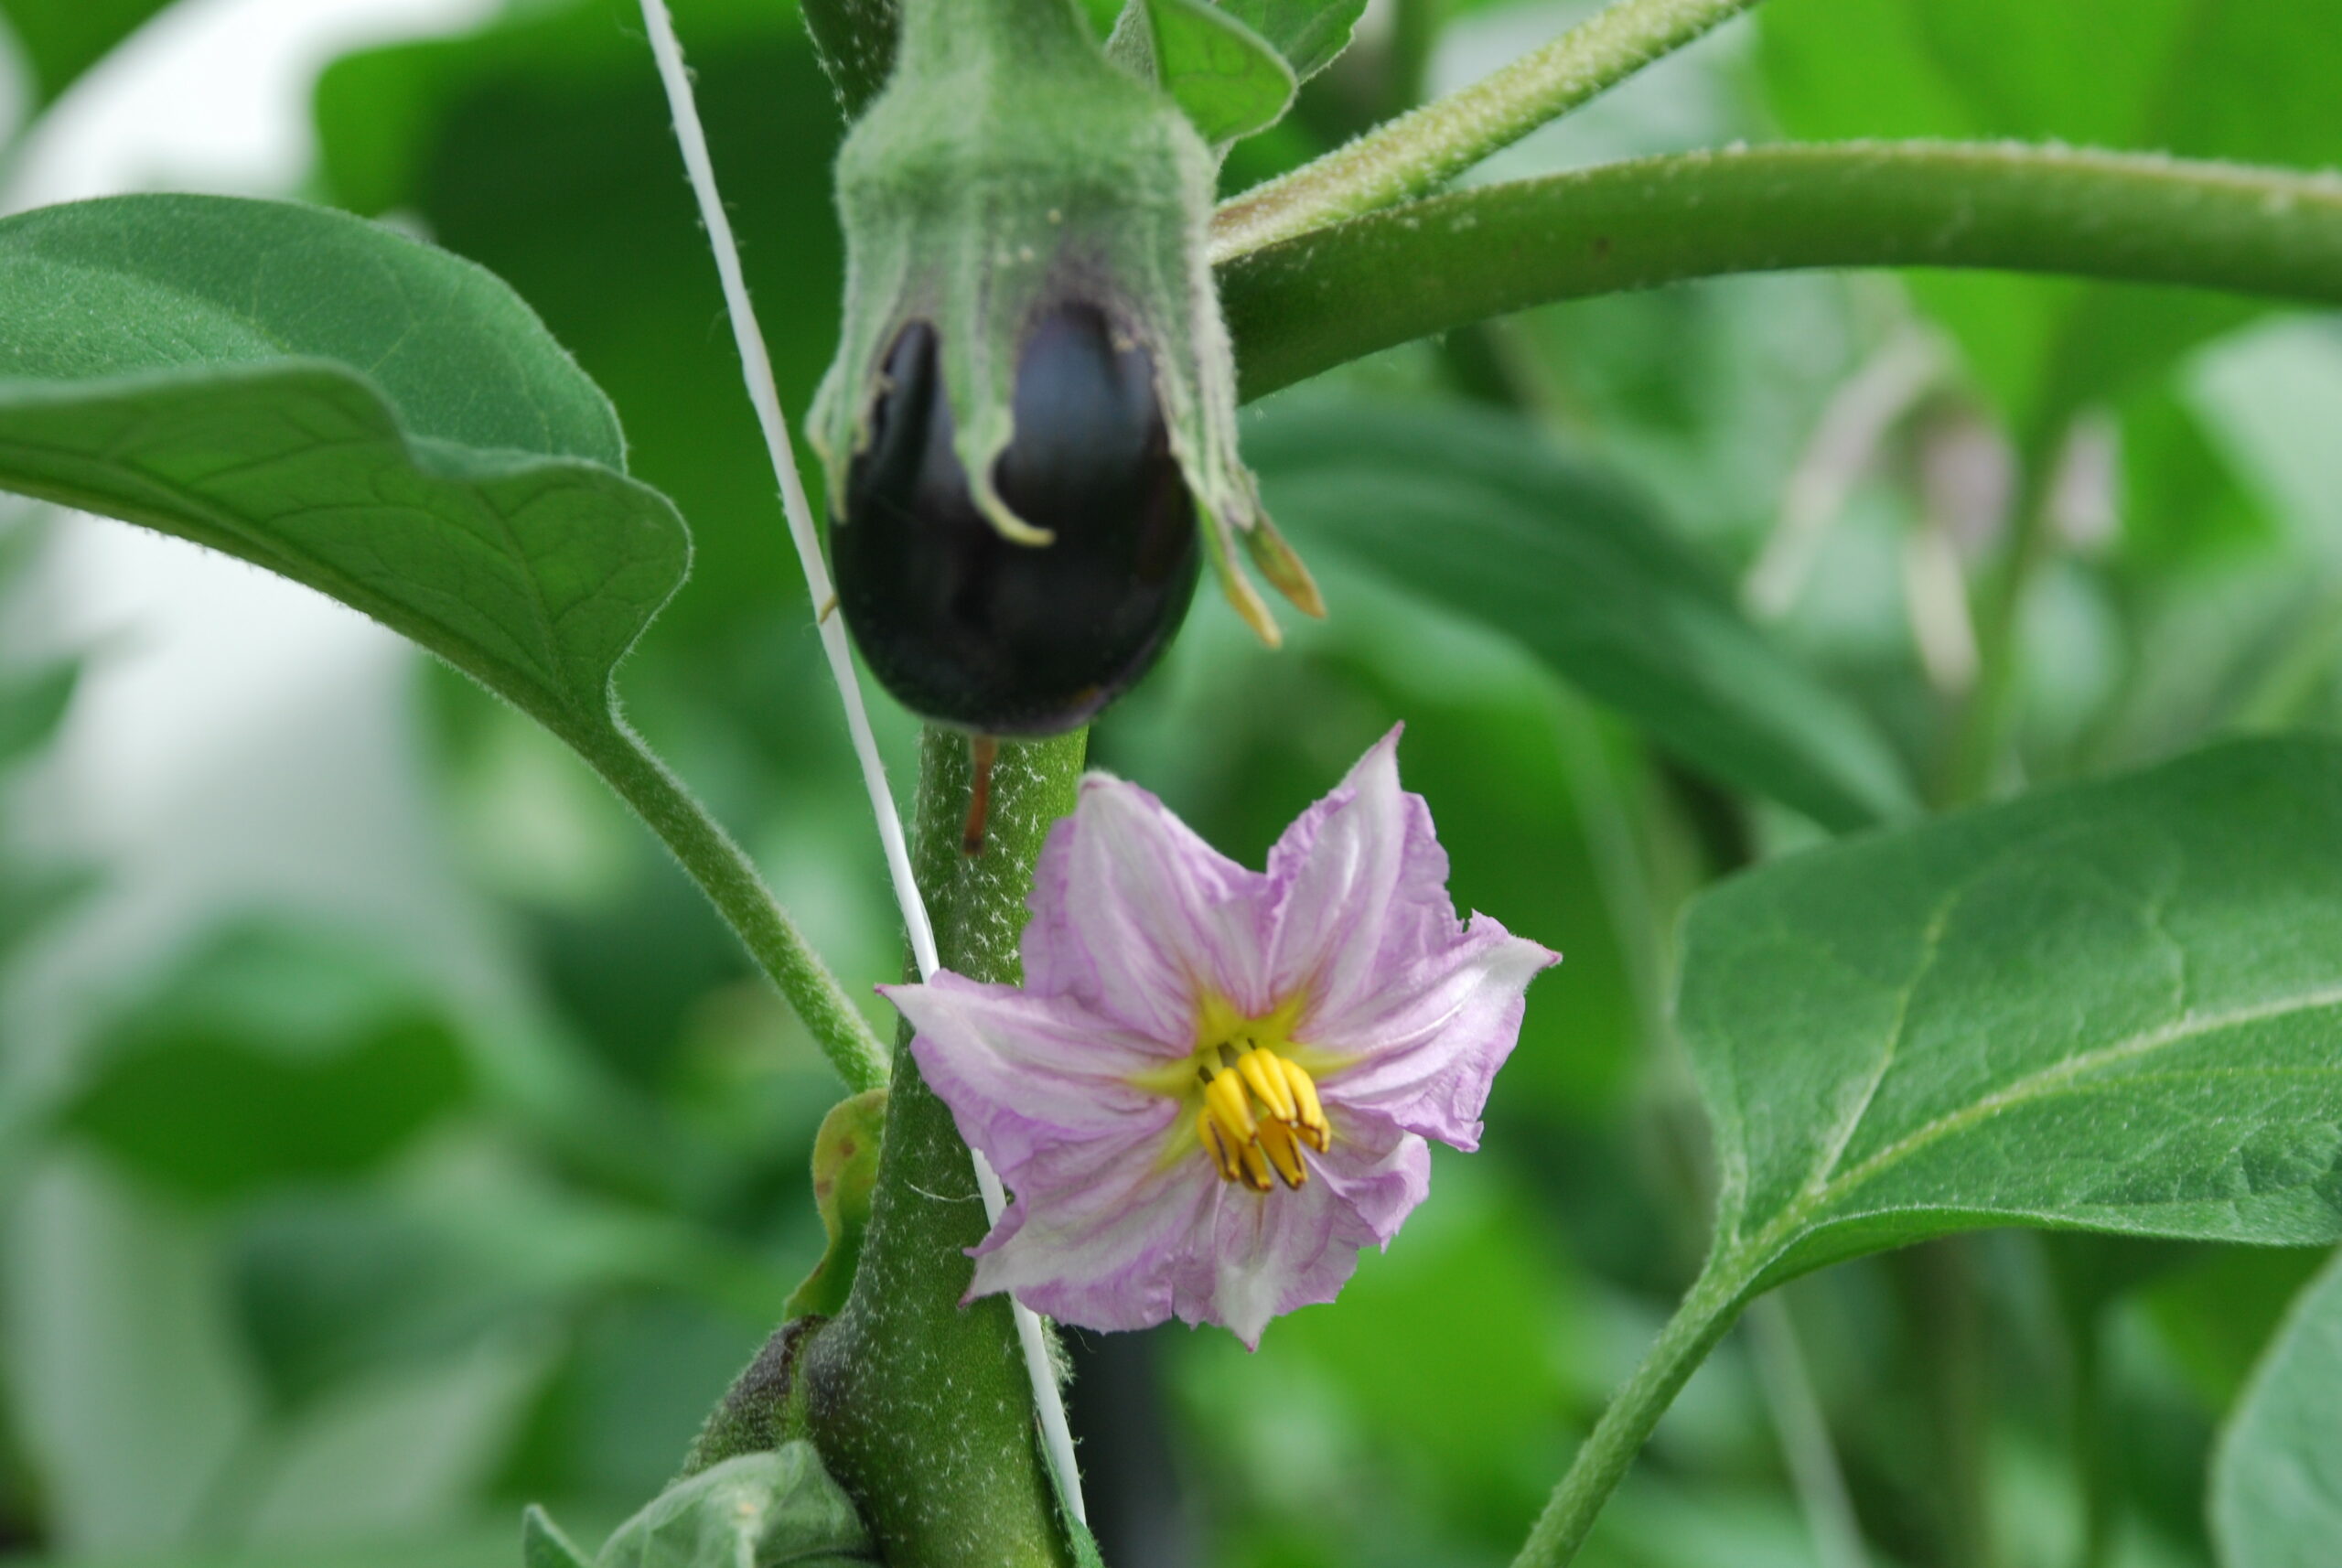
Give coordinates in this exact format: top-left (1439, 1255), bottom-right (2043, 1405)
top-left (884, 729), bottom-right (1559, 1347)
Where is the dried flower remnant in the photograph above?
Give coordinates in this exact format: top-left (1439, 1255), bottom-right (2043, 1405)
top-left (884, 729), bottom-right (1559, 1347)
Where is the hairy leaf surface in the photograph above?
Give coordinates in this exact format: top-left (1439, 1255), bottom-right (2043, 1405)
top-left (1681, 737), bottom-right (2342, 1289)
top-left (0, 193), bottom-right (685, 757)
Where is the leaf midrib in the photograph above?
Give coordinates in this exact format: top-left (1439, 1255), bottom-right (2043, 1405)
top-left (1744, 979), bottom-right (2342, 1262)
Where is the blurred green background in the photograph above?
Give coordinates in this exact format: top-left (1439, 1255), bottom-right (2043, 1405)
top-left (2, 1), bottom-right (2340, 1565)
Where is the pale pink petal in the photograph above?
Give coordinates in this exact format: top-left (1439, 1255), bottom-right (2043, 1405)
top-left (1021, 774), bottom-right (1273, 1036)
top-left (968, 1131), bottom-right (1219, 1332)
top-left (1310, 915), bottom-right (1557, 1151)
top-left (1262, 727), bottom-right (1457, 1021)
top-left (1172, 1121), bottom-right (1431, 1348)
top-left (894, 973), bottom-right (1178, 1174)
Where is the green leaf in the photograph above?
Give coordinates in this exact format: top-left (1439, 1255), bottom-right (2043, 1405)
top-left (1680, 735), bottom-right (2342, 1294)
top-left (596, 1446), bottom-right (875, 1568)
top-left (315, 0), bottom-right (843, 668)
top-left (1245, 399), bottom-right (1918, 832)
top-left (1212, 0), bottom-right (1368, 84)
top-left (0, 0), bottom-right (175, 106)
top-left (0, 193), bottom-right (674, 757)
top-left (2212, 1246), bottom-right (2342, 1568)
top-left (0, 190), bottom-right (887, 1086)
top-left (61, 924), bottom-right (472, 1201)
top-left (1758, 0), bottom-right (2342, 441)
top-left (525, 1506), bottom-right (596, 1568)
top-left (1141, 0), bottom-right (1296, 145)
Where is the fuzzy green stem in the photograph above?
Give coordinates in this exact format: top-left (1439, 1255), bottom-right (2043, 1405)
top-left (801, 726), bottom-right (1087, 1568)
top-left (586, 724), bottom-right (891, 1090)
top-left (1220, 142), bottom-right (2342, 403)
top-left (1211, 0), bottom-right (1761, 259)
top-left (1511, 1254), bottom-right (1751, 1568)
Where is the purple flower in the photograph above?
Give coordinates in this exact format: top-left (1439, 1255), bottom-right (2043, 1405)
top-left (883, 729), bottom-right (1560, 1348)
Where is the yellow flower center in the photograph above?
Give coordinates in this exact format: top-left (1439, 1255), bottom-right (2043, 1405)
top-left (1131, 995), bottom-right (1336, 1193)
top-left (1195, 1043), bottom-right (1330, 1191)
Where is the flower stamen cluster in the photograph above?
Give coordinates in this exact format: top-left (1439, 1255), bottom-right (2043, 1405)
top-left (1195, 1040), bottom-right (1331, 1191)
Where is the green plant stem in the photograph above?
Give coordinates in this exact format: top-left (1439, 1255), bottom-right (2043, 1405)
top-left (585, 722), bottom-right (891, 1090)
top-left (801, 726), bottom-right (1087, 1568)
top-left (1220, 142), bottom-right (2342, 402)
top-left (1512, 1252), bottom-right (1752, 1568)
top-left (1212, 0), bottom-right (1760, 258)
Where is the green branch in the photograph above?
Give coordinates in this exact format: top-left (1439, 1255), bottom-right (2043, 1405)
top-left (585, 724), bottom-right (892, 1091)
top-left (1211, 0), bottom-right (1762, 259)
top-left (1511, 1251), bottom-right (1752, 1568)
top-left (1221, 141), bottom-right (2342, 402)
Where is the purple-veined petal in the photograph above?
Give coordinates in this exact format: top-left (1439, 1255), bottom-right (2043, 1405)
top-left (893, 973), bottom-right (1178, 1174)
top-left (968, 1127), bottom-right (1219, 1333)
top-left (1264, 726), bottom-right (1462, 1023)
top-left (1308, 913), bottom-right (1556, 1151)
top-left (1022, 773), bottom-right (1273, 1037)
top-left (1174, 1120), bottom-right (1431, 1348)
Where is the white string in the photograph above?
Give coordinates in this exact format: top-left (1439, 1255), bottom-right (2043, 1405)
top-left (635, 0), bottom-right (1085, 1525)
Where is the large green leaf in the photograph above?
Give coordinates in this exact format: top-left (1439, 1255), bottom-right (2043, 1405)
top-left (1758, 0), bottom-right (2342, 443)
top-left (0, 193), bottom-right (682, 760)
top-left (0, 0), bottom-right (175, 105)
top-left (1680, 736), bottom-right (2342, 1293)
top-left (2212, 1246), bottom-right (2342, 1568)
top-left (314, 0), bottom-right (842, 678)
top-left (1245, 399), bottom-right (1918, 831)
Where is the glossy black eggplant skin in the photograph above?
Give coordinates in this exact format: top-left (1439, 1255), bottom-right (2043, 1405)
top-left (833, 306), bottom-right (1201, 736)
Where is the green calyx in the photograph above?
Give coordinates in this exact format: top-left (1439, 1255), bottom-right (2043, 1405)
top-left (808, 0), bottom-right (1321, 644)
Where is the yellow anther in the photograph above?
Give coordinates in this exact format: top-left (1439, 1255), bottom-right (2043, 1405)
top-left (1202, 1069), bottom-right (1257, 1144)
top-left (1279, 1054), bottom-right (1331, 1152)
top-left (1236, 1047), bottom-right (1297, 1122)
top-left (1256, 1119), bottom-right (1308, 1188)
top-left (1235, 1137), bottom-right (1274, 1192)
top-left (1198, 1109), bottom-right (1241, 1183)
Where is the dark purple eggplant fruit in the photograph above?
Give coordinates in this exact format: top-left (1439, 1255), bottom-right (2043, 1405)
top-left (833, 304), bottom-right (1201, 737)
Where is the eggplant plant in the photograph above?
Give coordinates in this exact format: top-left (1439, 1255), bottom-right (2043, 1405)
top-left (4, 0), bottom-right (2342, 1565)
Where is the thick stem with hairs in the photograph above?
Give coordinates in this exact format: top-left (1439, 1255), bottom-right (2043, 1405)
top-left (1212, 0), bottom-right (1762, 258)
top-left (801, 727), bottom-right (1088, 1568)
top-left (1220, 143), bottom-right (2342, 403)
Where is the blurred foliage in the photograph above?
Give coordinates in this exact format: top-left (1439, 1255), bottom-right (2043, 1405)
top-left (1, 2), bottom-right (2341, 1568)
top-left (0, 0), bottom-right (173, 107)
